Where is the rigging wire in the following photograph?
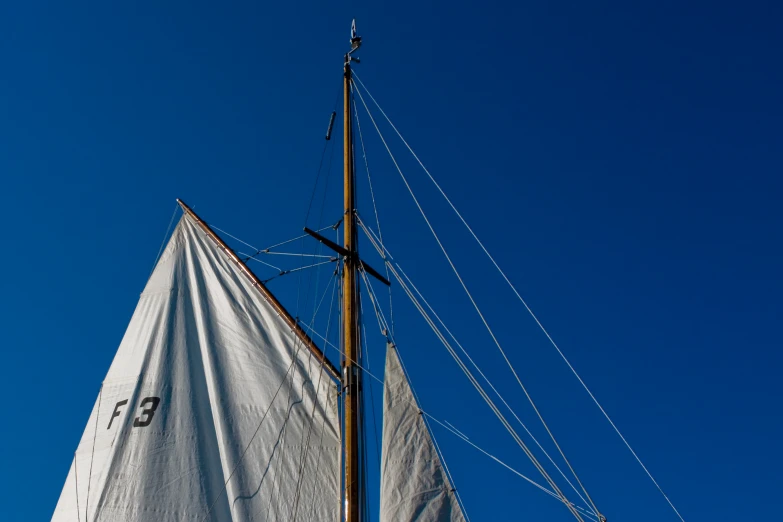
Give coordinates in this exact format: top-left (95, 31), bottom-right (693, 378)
top-left (354, 71), bottom-right (683, 522)
top-left (302, 271), bottom-right (339, 521)
top-left (276, 92), bottom-right (341, 519)
top-left (84, 383), bottom-right (103, 522)
top-left (198, 272), bottom-right (338, 522)
top-left (203, 198), bottom-right (592, 517)
top-left (237, 256), bottom-right (338, 284)
top-left (389, 261), bottom-right (583, 521)
top-left (211, 224), bottom-right (334, 261)
top-left (237, 253), bottom-right (283, 272)
top-left (348, 99), bottom-right (395, 497)
top-left (261, 252), bottom-right (334, 258)
top-left (353, 94), bottom-right (394, 337)
top-left (304, 138), bottom-right (333, 226)
top-left (304, 83), bottom-right (342, 226)
top-left (201, 357), bottom-right (300, 522)
top-left (305, 395), bottom-right (332, 521)
top-left (263, 259), bottom-right (338, 283)
top-left (357, 213), bottom-right (595, 512)
top-left (147, 203), bottom-right (180, 280)
top-left (278, 150), bottom-right (340, 519)
top-left (353, 78), bottom-right (599, 519)
top-left (289, 273), bottom-right (339, 520)
top-left (264, 257), bottom-right (333, 521)
top-left (434, 419), bottom-right (599, 522)
top-left (356, 220), bottom-right (585, 521)
top-left (394, 260), bottom-right (594, 510)
top-left (361, 267), bottom-right (596, 522)
top-left (358, 292), bottom-right (382, 469)
top-left (316, 135), bottom-right (338, 232)
top-left (209, 225), bottom-right (261, 253)
top-left (359, 266), bottom-right (473, 521)
top-left (383, 326), bottom-right (472, 522)
top-left (263, 368), bottom-right (298, 522)
top-left (302, 317), bottom-right (596, 519)
top-left (358, 269), bottom-right (469, 519)
top-left (261, 234), bottom-right (314, 252)
top-left (298, 316), bottom-right (595, 518)
top-left (73, 454), bottom-right (81, 522)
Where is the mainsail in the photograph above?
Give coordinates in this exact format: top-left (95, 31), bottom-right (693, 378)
top-left (380, 344), bottom-right (466, 522)
top-left (52, 213), bottom-right (341, 522)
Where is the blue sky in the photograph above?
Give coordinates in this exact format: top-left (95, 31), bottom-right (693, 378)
top-left (1, 1), bottom-right (781, 520)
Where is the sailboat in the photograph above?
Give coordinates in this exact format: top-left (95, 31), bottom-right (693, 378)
top-left (52, 21), bottom-right (680, 522)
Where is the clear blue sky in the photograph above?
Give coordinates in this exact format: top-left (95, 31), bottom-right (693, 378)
top-left (1, 1), bottom-right (781, 520)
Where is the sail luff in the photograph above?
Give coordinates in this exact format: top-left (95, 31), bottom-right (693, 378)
top-left (380, 343), bottom-right (467, 522)
top-left (176, 198), bottom-right (340, 380)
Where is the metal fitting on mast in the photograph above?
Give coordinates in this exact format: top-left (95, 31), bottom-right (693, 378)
top-left (350, 19), bottom-right (362, 52)
top-left (346, 19), bottom-right (362, 67)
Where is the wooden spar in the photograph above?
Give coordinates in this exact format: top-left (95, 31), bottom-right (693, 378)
top-left (304, 226), bottom-right (390, 287)
top-left (342, 49), bottom-right (361, 522)
top-left (175, 198), bottom-right (341, 382)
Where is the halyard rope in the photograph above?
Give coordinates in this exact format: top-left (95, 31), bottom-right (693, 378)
top-left (84, 383), bottom-right (103, 521)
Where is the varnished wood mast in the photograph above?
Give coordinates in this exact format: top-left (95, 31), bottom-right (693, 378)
top-left (342, 50), bottom-right (361, 522)
top-left (176, 198), bottom-right (341, 381)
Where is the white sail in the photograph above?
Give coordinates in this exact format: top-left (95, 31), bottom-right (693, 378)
top-left (52, 213), bottom-right (341, 522)
top-left (380, 344), bottom-right (466, 522)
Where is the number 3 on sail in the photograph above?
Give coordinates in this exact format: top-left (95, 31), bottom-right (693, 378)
top-left (105, 397), bottom-right (161, 430)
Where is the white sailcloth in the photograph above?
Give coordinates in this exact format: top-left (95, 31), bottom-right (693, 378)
top-left (380, 344), bottom-right (466, 522)
top-left (52, 214), bottom-right (341, 522)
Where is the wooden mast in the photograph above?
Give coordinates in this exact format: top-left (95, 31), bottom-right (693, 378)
top-left (343, 20), bottom-right (362, 522)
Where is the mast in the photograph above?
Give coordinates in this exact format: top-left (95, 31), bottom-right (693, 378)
top-left (343, 20), bottom-right (362, 522)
